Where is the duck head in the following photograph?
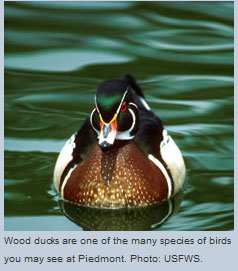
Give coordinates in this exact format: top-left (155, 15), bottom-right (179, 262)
top-left (90, 80), bottom-right (139, 151)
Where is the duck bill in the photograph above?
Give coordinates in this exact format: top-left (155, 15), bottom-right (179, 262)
top-left (98, 114), bottom-right (117, 150)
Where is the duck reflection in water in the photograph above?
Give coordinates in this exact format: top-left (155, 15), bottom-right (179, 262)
top-left (59, 191), bottom-right (183, 231)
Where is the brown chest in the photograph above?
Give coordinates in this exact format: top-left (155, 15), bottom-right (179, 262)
top-left (63, 142), bottom-right (168, 208)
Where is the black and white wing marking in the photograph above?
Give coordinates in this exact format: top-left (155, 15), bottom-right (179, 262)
top-left (53, 133), bottom-right (76, 193)
top-left (53, 118), bottom-right (97, 195)
top-left (135, 110), bottom-right (185, 198)
top-left (159, 130), bottom-right (186, 195)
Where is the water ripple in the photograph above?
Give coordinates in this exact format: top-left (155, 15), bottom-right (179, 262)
top-left (5, 49), bottom-right (134, 72)
top-left (5, 138), bottom-right (66, 153)
top-left (146, 40), bottom-right (233, 52)
top-left (146, 13), bottom-right (233, 35)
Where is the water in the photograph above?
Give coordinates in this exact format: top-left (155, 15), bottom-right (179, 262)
top-left (4, 1), bottom-right (234, 231)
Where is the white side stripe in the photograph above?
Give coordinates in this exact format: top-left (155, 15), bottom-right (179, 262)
top-left (148, 154), bottom-right (172, 199)
top-left (61, 164), bottom-right (78, 197)
top-left (116, 89), bottom-right (129, 114)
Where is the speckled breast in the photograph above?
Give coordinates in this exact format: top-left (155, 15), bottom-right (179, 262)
top-left (63, 142), bottom-right (168, 208)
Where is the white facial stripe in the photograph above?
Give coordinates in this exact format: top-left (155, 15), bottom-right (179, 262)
top-left (95, 96), bottom-right (100, 114)
top-left (129, 102), bottom-right (138, 108)
top-left (116, 108), bottom-right (136, 140)
top-left (128, 108), bottom-right (136, 133)
top-left (116, 89), bottom-right (129, 115)
top-left (128, 103), bottom-right (138, 133)
top-left (90, 108), bottom-right (100, 135)
top-left (148, 154), bottom-right (172, 199)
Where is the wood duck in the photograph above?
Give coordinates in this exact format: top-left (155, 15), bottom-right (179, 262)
top-left (53, 74), bottom-right (185, 208)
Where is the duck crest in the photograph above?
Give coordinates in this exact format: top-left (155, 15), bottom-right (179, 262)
top-left (54, 74), bottom-right (186, 208)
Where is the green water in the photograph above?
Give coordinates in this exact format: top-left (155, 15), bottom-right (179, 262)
top-left (4, 1), bottom-right (234, 231)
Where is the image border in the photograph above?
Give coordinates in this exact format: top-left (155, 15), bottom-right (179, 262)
top-left (0, 0), bottom-right (237, 269)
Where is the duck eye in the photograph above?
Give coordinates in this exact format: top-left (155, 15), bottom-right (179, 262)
top-left (121, 102), bottom-right (127, 112)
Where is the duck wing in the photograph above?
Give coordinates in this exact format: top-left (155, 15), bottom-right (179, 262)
top-left (53, 117), bottom-right (97, 193)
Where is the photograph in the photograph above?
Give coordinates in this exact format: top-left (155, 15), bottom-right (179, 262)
top-left (4, 1), bottom-right (234, 231)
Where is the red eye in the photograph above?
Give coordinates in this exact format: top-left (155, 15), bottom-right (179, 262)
top-left (121, 102), bottom-right (127, 112)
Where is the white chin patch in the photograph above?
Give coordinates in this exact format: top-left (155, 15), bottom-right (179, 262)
top-left (98, 130), bottom-right (117, 145)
